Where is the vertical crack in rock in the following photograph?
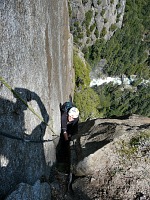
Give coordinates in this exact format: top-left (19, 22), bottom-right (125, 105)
top-left (45, 24), bottom-right (52, 94)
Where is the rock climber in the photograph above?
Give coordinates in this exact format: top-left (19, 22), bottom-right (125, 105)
top-left (56, 104), bottom-right (79, 172)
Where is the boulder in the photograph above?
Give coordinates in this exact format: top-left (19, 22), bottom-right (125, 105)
top-left (70, 115), bottom-right (150, 199)
top-left (5, 180), bottom-right (51, 200)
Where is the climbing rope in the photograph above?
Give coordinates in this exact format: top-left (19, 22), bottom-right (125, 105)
top-left (0, 131), bottom-right (57, 143)
top-left (0, 76), bottom-right (59, 142)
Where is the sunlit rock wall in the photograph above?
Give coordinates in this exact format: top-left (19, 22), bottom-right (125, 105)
top-left (0, 0), bottom-right (74, 198)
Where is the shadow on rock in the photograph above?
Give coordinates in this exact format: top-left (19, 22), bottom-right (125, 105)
top-left (0, 88), bottom-right (50, 199)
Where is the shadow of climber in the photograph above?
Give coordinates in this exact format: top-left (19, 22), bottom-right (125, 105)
top-left (0, 87), bottom-right (49, 199)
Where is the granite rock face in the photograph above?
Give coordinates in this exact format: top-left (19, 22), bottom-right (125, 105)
top-left (71, 115), bottom-right (150, 200)
top-left (0, 0), bottom-right (74, 198)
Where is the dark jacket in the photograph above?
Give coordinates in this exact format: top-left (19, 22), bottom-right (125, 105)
top-left (61, 111), bottom-right (79, 137)
top-left (56, 110), bottom-right (79, 165)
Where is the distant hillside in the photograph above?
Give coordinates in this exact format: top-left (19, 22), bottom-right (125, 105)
top-left (69, 0), bottom-right (126, 48)
top-left (72, 0), bottom-right (150, 120)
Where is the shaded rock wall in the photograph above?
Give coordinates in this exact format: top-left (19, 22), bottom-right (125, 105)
top-left (5, 181), bottom-right (51, 200)
top-left (0, 0), bottom-right (74, 198)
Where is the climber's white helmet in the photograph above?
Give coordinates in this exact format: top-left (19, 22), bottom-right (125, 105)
top-left (68, 107), bottom-right (79, 118)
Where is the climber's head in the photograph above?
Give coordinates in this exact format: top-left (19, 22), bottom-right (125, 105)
top-left (68, 107), bottom-right (79, 122)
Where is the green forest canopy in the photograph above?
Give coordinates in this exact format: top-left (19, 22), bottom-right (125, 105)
top-left (74, 0), bottom-right (150, 120)
top-left (83, 0), bottom-right (150, 78)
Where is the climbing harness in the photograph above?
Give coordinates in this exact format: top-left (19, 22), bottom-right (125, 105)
top-left (0, 76), bottom-right (59, 142)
